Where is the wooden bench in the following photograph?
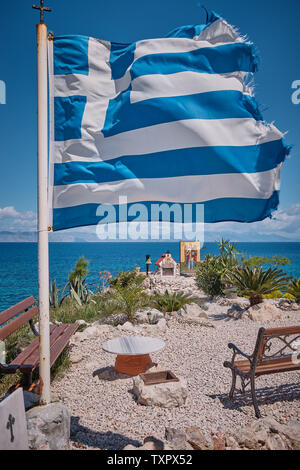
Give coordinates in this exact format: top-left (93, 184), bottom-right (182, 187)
top-left (223, 326), bottom-right (300, 418)
top-left (0, 296), bottom-right (79, 389)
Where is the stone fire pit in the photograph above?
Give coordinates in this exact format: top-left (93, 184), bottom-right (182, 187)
top-left (133, 369), bottom-right (188, 408)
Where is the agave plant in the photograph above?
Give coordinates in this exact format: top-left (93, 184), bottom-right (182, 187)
top-left (286, 279), bottom-right (300, 303)
top-left (49, 279), bottom-right (60, 309)
top-left (226, 266), bottom-right (291, 306)
top-left (60, 256), bottom-right (95, 307)
top-left (151, 290), bottom-right (197, 313)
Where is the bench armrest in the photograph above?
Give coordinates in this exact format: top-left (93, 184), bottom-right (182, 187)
top-left (228, 343), bottom-right (251, 361)
top-left (0, 363), bottom-right (19, 374)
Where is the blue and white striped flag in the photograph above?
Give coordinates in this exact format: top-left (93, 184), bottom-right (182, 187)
top-left (48, 11), bottom-right (289, 232)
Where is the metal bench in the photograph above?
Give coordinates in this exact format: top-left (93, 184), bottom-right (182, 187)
top-left (223, 326), bottom-right (300, 418)
top-left (0, 296), bottom-right (79, 389)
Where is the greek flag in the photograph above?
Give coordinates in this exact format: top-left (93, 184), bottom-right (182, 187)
top-left (48, 11), bottom-right (289, 232)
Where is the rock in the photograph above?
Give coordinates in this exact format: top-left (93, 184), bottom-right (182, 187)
top-left (278, 300), bottom-right (299, 311)
top-left (23, 391), bottom-right (40, 411)
top-left (132, 375), bottom-right (188, 408)
top-left (117, 321), bottom-right (135, 331)
top-left (217, 297), bottom-right (248, 308)
top-left (75, 325), bottom-right (102, 342)
top-left (227, 304), bottom-right (244, 318)
top-left (211, 430), bottom-right (226, 450)
top-left (69, 352), bottom-right (83, 364)
top-left (178, 303), bottom-right (208, 319)
top-left (266, 434), bottom-right (287, 450)
top-left (246, 303), bottom-right (282, 322)
top-left (123, 444), bottom-right (140, 450)
top-left (26, 402), bottom-right (70, 450)
top-left (124, 439), bottom-right (167, 451)
top-left (165, 428), bottom-right (187, 450)
top-left (226, 417), bottom-right (300, 451)
top-left (225, 435), bottom-right (240, 450)
top-left (277, 420), bottom-right (300, 450)
top-left (156, 318), bottom-right (167, 332)
top-left (101, 313), bottom-right (128, 326)
top-left (134, 308), bottom-right (164, 325)
top-left (177, 316), bottom-right (215, 328)
top-left (77, 320), bottom-right (91, 326)
top-left (186, 426), bottom-right (211, 450)
top-left (143, 437), bottom-right (164, 450)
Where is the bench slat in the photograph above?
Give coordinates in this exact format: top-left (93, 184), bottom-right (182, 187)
top-left (50, 323), bottom-right (79, 367)
top-left (0, 296), bottom-right (36, 327)
top-left (235, 356), bottom-right (300, 376)
top-left (0, 306), bottom-right (39, 341)
top-left (10, 325), bottom-right (57, 368)
top-left (18, 325), bottom-right (69, 371)
top-left (264, 326), bottom-right (300, 336)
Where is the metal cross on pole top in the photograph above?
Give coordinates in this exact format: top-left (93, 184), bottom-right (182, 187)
top-left (32, 0), bottom-right (52, 24)
top-left (32, 0), bottom-right (52, 406)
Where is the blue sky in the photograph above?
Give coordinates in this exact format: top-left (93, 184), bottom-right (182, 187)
top-left (0, 0), bottom-right (299, 240)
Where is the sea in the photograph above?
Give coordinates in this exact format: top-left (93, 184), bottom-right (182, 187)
top-left (0, 242), bottom-right (299, 312)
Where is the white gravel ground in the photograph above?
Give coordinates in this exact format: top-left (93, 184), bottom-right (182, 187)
top-left (51, 299), bottom-right (300, 450)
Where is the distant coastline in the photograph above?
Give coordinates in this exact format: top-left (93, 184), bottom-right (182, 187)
top-left (0, 232), bottom-right (300, 243)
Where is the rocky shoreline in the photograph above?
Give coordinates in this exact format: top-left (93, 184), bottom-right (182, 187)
top-left (50, 274), bottom-right (300, 450)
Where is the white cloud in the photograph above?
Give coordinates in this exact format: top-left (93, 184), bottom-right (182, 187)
top-left (0, 206), bottom-right (36, 231)
top-left (204, 204), bottom-right (300, 241)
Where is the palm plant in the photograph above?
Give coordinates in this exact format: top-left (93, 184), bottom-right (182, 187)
top-left (226, 266), bottom-right (291, 306)
top-left (151, 290), bottom-right (197, 313)
top-left (97, 298), bottom-right (122, 318)
top-left (110, 285), bottom-right (149, 321)
top-left (286, 279), bottom-right (300, 303)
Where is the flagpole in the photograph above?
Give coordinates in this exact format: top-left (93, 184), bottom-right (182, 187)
top-left (33, 1), bottom-right (52, 406)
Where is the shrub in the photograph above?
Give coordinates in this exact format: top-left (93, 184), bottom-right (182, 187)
top-left (283, 293), bottom-right (296, 300)
top-left (263, 290), bottom-right (283, 300)
top-left (195, 256), bottom-right (225, 297)
top-left (151, 290), bottom-right (197, 313)
top-left (110, 285), bottom-right (149, 321)
top-left (226, 266), bottom-right (291, 306)
top-left (69, 256), bottom-right (89, 285)
top-left (241, 256), bottom-right (292, 268)
top-left (286, 279), bottom-right (300, 303)
top-left (60, 256), bottom-right (94, 307)
top-left (110, 269), bottom-right (146, 289)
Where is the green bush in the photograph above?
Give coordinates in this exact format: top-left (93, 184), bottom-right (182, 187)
top-left (263, 290), bottom-right (283, 299)
top-left (226, 266), bottom-right (291, 306)
top-left (286, 279), bottom-right (300, 303)
top-left (110, 285), bottom-right (149, 321)
top-left (151, 290), bottom-right (197, 313)
top-left (110, 269), bottom-right (146, 289)
top-left (195, 256), bottom-right (225, 297)
top-left (283, 293), bottom-right (296, 300)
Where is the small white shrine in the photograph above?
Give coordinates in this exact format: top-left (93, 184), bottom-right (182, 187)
top-left (155, 252), bottom-right (177, 277)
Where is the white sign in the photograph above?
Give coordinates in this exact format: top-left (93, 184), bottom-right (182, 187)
top-left (0, 388), bottom-right (29, 450)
